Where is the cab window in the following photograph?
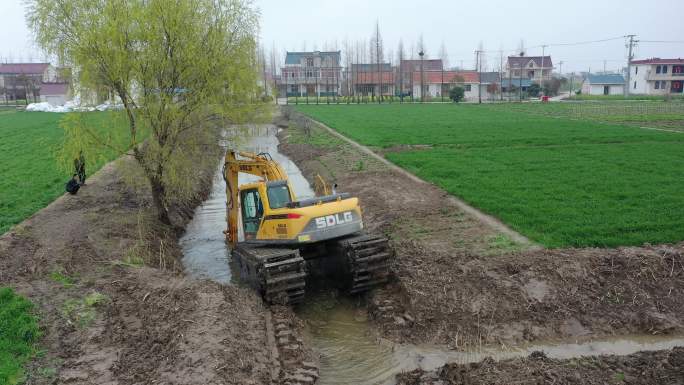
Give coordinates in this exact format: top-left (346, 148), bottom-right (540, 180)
top-left (267, 185), bottom-right (292, 209)
top-left (241, 189), bottom-right (263, 235)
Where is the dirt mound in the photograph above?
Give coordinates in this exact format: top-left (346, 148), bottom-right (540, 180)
top-left (396, 347), bottom-right (684, 385)
top-left (0, 159), bottom-right (276, 384)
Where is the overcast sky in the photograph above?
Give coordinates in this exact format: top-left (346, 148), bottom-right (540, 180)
top-left (3, 0), bottom-right (684, 73)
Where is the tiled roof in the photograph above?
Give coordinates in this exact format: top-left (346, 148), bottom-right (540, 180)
top-left (480, 72), bottom-right (501, 83)
top-left (507, 56), bottom-right (553, 68)
top-left (0, 63), bottom-right (50, 74)
top-left (586, 74), bottom-right (625, 85)
top-left (40, 82), bottom-right (69, 95)
top-left (631, 58), bottom-right (684, 65)
top-left (411, 71), bottom-right (479, 84)
top-left (285, 51), bottom-right (340, 65)
top-left (401, 59), bottom-right (443, 71)
top-left (351, 63), bottom-right (393, 72)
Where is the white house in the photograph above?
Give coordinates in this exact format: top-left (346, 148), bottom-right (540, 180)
top-left (629, 58), bottom-right (684, 95)
top-left (281, 51), bottom-right (342, 97)
top-left (582, 74), bottom-right (625, 95)
top-left (505, 56), bottom-right (553, 85)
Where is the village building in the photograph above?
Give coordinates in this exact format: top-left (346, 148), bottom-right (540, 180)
top-left (629, 58), bottom-right (684, 95)
top-left (581, 73), bottom-right (625, 95)
top-left (280, 51), bottom-right (342, 98)
top-left (348, 63), bottom-right (395, 97)
top-left (0, 63), bottom-right (70, 104)
top-left (505, 55), bottom-right (553, 85)
top-left (397, 59), bottom-right (443, 97)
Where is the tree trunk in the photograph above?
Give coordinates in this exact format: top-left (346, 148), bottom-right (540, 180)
top-left (150, 176), bottom-right (172, 225)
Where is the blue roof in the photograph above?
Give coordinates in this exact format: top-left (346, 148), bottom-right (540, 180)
top-left (586, 74), bottom-right (625, 85)
top-left (285, 51), bottom-right (340, 65)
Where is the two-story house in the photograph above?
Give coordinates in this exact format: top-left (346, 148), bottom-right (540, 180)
top-left (630, 58), bottom-right (684, 95)
top-left (280, 51), bottom-right (341, 97)
top-left (505, 55), bottom-right (553, 85)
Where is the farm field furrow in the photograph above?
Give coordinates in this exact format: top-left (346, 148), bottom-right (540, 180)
top-left (296, 104), bottom-right (684, 247)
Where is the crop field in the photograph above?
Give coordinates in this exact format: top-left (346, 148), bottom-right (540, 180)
top-left (0, 110), bottom-right (131, 234)
top-left (498, 101), bottom-right (684, 131)
top-left (296, 103), bottom-right (684, 248)
top-left (0, 287), bottom-right (40, 384)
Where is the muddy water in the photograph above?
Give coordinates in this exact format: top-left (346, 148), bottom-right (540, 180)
top-left (180, 125), bottom-right (314, 283)
top-left (180, 124), bottom-right (684, 384)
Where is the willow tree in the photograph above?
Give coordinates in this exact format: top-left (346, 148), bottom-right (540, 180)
top-left (27, 0), bottom-right (264, 224)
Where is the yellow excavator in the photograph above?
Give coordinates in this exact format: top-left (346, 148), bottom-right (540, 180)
top-left (223, 150), bottom-right (392, 304)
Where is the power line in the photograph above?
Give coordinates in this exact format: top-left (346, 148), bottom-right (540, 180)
top-left (639, 40), bottom-right (684, 44)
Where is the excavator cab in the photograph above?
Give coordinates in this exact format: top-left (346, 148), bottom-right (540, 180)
top-left (224, 150), bottom-right (392, 304)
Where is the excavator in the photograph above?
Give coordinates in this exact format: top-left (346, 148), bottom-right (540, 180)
top-left (223, 150), bottom-right (392, 304)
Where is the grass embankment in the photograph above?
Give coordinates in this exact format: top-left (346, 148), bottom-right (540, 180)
top-left (0, 288), bottom-right (40, 385)
top-left (296, 104), bottom-right (684, 248)
top-left (0, 110), bottom-right (131, 234)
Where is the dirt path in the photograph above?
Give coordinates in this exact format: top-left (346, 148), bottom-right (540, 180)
top-left (397, 347), bottom-right (684, 384)
top-left (277, 109), bottom-right (684, 349)
top-left (0, 156), bottom-right (315, 384)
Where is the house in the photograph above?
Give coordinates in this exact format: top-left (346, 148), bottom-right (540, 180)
top-left (0, 63), bottom-right (71, 103)
top-left (39, 82), bottom-right (71, 105)
top-left (348, 63), bottom-right (394, 96)
top-left (412, 70), bottom-right (480, 100)
top-left (629, 58), bottom-right (684, 95)
top-left (505, 55), bottom-right (553, 84)
top-left (280, 51), bottom-right (342, 97)
top-left (480, 72), bottom-right (502, 99)
top-left (397, 59), bottom-right (443, 96)
top-left (581, 74), bottom-right (625, 95)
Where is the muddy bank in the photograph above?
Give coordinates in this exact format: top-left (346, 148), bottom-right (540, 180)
top-left (276, 109), bottom-right (684, 349)
top-left (0, 156), bottom-right (277, 384)
top-left (396, 347), bottom-right (684, 385)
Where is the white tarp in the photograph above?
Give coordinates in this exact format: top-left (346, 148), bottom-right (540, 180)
top-left (25, 99), bottom-right (121, 113)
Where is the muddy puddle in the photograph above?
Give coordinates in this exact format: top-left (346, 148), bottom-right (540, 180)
top-left (180, 124), bottom-right (684, 384)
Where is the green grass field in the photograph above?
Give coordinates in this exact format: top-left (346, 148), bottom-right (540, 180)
top-left (296, 104), bottom-right (684, 248)
top-left (498, 101), bottom-right (684, 131)
top-left (0, 288), bottom-right (40, 385)
top-left (0, 111), bottom-right (130, 234)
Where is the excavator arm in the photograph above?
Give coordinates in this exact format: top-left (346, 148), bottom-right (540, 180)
top-left (224, 150), bottom-right (289, 247)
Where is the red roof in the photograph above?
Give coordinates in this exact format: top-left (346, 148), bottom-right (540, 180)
top-left (631, 58), bottom-right (684, 65)
top-left (0, 63), bottom-right (50, 74)
top-left (411, 70), bottom-right (479, 84)
top-left (40, 82), bottom-right (68, 95)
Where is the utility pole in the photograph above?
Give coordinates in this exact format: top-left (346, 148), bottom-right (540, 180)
top-left (499, 50), bottom-right (504, 101)
top-left (559, 61), bottom-right (563, 76)
top-left (419, 50), bottom-right (425, 102)
top-left (540, 45), bottom-right (547, 95)
top-left (476, 50), bottom-right (482, 104)
top-left (625, 34), bottom-right (637, 96)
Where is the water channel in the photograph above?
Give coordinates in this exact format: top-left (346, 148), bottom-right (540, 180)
top-left (180, 124), bottom-right (684, 385)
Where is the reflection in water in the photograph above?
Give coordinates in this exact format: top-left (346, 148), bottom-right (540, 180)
top-left (181, 125), bottom-right (684, 385)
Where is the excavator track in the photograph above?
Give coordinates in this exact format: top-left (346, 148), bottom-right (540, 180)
top-left (332, 233), bottom-right (392, 294)
top-left (234, 246), bottom-right (307, 305)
